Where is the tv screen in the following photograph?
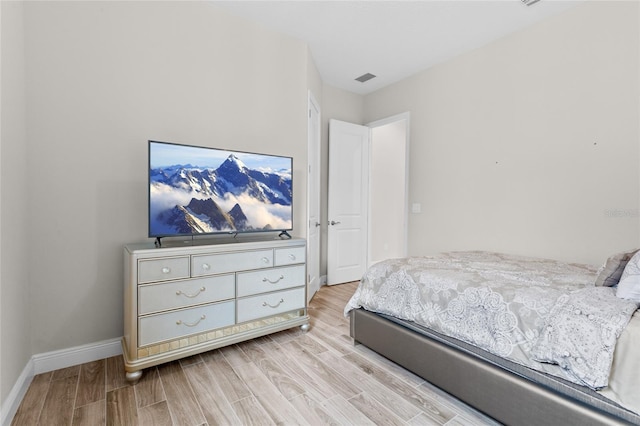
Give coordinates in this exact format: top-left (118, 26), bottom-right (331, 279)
top-left (148, 140), bottom-right (293, 238)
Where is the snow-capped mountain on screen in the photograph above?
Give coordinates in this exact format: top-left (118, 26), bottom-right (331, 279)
top-left (150, 154), bottom-right (292, 236)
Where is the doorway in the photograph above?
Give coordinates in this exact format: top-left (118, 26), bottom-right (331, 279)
top-left (327, 113), bottom-right (409, 285)
top-left (368, 114), bottom-right (409, 265)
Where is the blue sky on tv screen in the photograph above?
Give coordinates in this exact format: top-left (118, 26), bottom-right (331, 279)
top-left (150, 141), bottom-right (291, 172)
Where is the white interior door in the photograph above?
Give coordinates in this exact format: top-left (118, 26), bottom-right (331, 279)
top-left (307, 92), bottom-right (321, 300)
top-left (327, 119), bottom-right (369, 285)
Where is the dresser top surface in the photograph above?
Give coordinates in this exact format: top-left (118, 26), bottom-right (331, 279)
top-left (126, 235), bottom-right (305, 257)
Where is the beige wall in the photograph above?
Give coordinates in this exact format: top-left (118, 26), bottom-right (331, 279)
top-left (364, 1), bottom-right (639, 266)
top-left (22, 1), bottom-right (309, 355)
top-left (1, 0), bottom-right (31, 405)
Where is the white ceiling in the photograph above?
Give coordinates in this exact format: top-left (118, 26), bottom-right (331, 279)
top-left (214, 1), bottom-right (580, 95)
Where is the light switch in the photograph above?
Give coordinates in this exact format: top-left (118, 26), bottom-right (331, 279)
top-left (412, 203), bottom-right (421, 213)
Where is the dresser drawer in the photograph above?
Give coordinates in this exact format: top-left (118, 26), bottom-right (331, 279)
top-left (192, 249), bottom-right (273, 276)
top-left (237, 287), bottom-right (305, 323)
top-left (237, 265), bottom-right (305, 297)
top-left (138, 301), bottom-right (235, 347)
top-left (274, 246), bottom-right (305, 266)
top-left (138, 274), bottom-right (235, 315)
top-left (138, 256), bottom-right (190, 284)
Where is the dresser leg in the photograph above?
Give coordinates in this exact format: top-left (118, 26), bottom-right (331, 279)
top-left (125, 370), bottom-right (143, 384)
top-left (300, 323), bottom-right (310, 333)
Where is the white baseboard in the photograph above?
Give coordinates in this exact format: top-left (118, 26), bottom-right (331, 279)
top-left (1, 358), bottom-right (34, 426)
top-left (320, 275), bottom-right (327, 286)
top-left (32, 337), bottom-right (122, 375)
top-left (1, 337), bottom-right (122, 426)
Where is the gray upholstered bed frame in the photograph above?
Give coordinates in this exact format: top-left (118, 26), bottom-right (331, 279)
top-left (350, 308), bottom-right (640, 426)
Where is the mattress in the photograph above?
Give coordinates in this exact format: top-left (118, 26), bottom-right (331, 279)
top-left (600, 310), bottom-right (640, 415)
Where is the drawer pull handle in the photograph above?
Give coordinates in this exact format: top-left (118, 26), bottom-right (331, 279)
top-left (202, 263), bottom-right (211, 271)
top-left (261, 257), bottom-right (270, 264)
top-left (176, 287), bottom-right (206, 298)
top-left (288, 254), bottom-right (296, 260)
top-left (262, 298), bottom-right (284, 309)
top-left (262, 275), bottom-right (284, 284)
top-left (161, 267), bottom-right (171, 274)
top-left (176, 314), bottom-right (206, 327)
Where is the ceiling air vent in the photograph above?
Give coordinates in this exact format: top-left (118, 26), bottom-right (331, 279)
top-left (355, 73), bottom-right (376, 83)
top-left (521, 0), bottom-right (541, 6)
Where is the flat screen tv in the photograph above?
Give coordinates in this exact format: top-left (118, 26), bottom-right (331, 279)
top-left (148, 140), bottom-right (293, 240)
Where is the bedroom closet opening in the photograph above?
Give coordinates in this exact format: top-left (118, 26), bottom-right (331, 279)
top-left (368, 115), bottom-right (409, 265)
top-left (327, 113), bottom-right (409, 285)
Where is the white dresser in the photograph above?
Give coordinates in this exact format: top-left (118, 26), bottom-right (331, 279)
top-left (122, 236), bottom-right (308, 382)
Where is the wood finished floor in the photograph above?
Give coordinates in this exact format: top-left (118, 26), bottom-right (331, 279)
top-left (12, 281), bottom-right (499, 426)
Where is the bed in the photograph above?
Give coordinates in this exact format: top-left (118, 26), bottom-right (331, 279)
top-left (345, 251), bottom-right (640, 425)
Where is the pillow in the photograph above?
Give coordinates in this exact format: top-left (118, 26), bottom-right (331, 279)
top-left (532, 287), bottom-right (638, 389)
top-left (617, 250), bottom-right (640, 303)
top-left (594, 249), bottom-right (638, 287)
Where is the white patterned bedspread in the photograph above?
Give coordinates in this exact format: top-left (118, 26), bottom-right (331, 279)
top-left (345, 251), bottom-right (639, 390)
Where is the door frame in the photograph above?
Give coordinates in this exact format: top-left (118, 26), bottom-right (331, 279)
top-left (306, 90), bottom-right (321, 300)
